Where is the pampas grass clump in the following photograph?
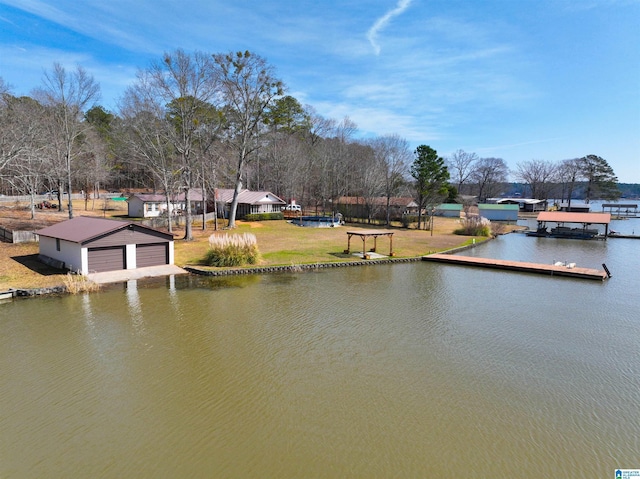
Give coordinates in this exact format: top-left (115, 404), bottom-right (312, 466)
top-left (204, 233), bottom-right (259, 267)
top-left (454, 216), bottom-right (492, 237)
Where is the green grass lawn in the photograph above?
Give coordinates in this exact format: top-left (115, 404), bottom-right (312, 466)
top-left (174, 218), bottom-right (485, 270)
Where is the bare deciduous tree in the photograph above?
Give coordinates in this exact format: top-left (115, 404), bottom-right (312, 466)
top-left (33, 63), bottom-right (100, 218)
top-left (368, 134), bottom-right (410, 225)
top-left (124, 49), bottom-right (219, 239)
top-left (353, 142), bottom-right (384, 223)
top-left (259, 95), bottom-right (310, 201)
top-left (447, 149), bottom-right (478, 194)
top-left (326, 117), bottom-right (358, 214)
top-left (0, 77), bottom-right (16, 173)
top-left (470, 157), bottom-right (509, 201)
top-left (557, 158), bottom-right (582, 208)
top-left (514, 159), bottom-right (558, 200)
top-left (213, 50), bottom-right (284, 228)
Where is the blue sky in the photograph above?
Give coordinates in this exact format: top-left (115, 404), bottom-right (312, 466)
top-left (1, 0), bottom-right (639, 182)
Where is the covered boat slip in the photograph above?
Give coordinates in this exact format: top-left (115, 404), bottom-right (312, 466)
top-left (344, 229), bottom-right (395, 259)
top-left (528, 211), bottom-right (612, 239)
top-left (601, 203), bottom-right (639, 218)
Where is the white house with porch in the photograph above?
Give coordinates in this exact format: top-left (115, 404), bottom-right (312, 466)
top-left (214, 189), bottom-right (286, 218)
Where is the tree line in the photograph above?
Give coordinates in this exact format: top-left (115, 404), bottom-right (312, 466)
top-left (448, 152), bottom-right (620, 204)
top-left (0, 49), bottom-right (621, 238)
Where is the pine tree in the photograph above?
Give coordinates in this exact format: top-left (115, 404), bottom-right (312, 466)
top-left (410, 145), bottom-right (450, 229)
top-left (579, 155), bottom-right (620, 202)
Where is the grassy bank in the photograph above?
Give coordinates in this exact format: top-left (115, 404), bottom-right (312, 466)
top-left (175, 218), bottom-right (480, 269)
top-left (0, 202), bottom-right (498, 291)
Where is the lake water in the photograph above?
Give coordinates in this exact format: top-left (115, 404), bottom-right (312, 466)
top-left (1, 219), bottom-right (639, 478)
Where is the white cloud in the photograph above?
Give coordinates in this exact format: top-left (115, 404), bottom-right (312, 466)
top-left (0, 0), bottom-right (71, 25)
top-left (367, 0), bottom-right (413, 55)
top-left (313, 99), bottom-right (441, 143)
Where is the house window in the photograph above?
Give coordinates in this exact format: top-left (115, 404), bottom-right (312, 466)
top-left (56, 238), bottom-right (60, 251)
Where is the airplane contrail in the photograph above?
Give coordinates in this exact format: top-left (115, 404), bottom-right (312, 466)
top-left (367, 0), bottom-right (413, 55)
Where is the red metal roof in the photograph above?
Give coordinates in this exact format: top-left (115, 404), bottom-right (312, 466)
top-left (129, 189), bottom-right (205, 202)
top-left (129, 193), bottom-right (167, 202)
top-left (536, 211), bottom-right (611, 224)
top-left (36, 216), bottom-right (173, 243)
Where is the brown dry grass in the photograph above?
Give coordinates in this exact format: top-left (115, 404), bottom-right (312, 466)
top-left (0, 199), bottom-right (128, 290)
top-left (0, 200), bottom-right (522, 291)
top-left (0, 241), bottom-right (68, 290)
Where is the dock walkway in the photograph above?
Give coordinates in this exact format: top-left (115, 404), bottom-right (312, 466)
top-left (608, 234), bottom-right (640, 240)
top-left (423, 254), bottom-right (608, 281)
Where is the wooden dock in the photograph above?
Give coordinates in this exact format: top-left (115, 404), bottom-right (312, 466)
top-left (423, 254), bottom-right (609, 281)
top-left (608, 234), bottom-right (640, 240)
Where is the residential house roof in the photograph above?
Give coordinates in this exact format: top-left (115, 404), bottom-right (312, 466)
top-left (215, 189), bottom-right (286, 205)
top-left (129, 193), bottom-right (167, 202)
top-left (36, 216), bottom-right (174, 243)
top-left (128, 189), bottom-right (205, 202)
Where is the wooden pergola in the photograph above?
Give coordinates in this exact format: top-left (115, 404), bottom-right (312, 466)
top-left (344, 229), bottom-right (395, 259)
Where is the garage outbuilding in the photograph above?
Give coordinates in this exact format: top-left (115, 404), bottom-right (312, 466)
top-left (36, 216), bottom-right (175, 274)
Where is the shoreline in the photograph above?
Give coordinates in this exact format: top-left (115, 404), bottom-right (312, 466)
top-left (2, 239), bottom-right (488, 300)
top-left (1, 209), bottom-right (501, 300)
top-left (186, 238), bottom-right (483, 277)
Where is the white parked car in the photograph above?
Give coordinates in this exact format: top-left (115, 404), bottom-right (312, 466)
top-left (282, 204), bottom-right (302, 212)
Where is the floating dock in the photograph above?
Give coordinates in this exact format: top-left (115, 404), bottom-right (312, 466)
top-left (423, 254), bottom-right (609, 281)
